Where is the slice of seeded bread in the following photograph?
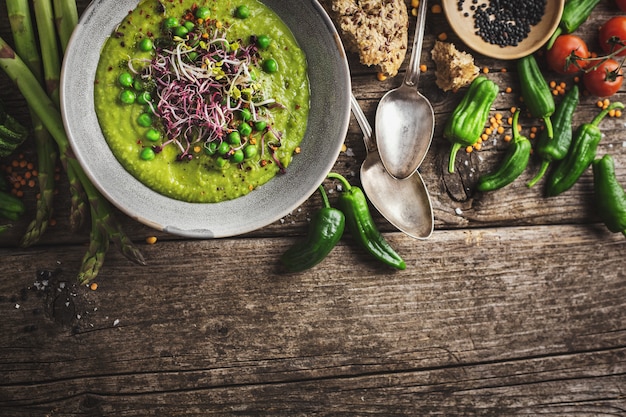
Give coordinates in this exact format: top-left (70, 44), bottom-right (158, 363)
top-left (321, 0), bottom-right (409, 77)
top-left (430, 41), bottom-right (479, 92)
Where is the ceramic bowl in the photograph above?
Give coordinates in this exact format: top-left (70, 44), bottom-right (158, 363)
top-left (61, 0), bottom-right (351, 238)
top-left (442, 0), bottom-right (565, 60)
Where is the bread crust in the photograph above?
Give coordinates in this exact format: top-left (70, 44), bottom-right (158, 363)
top-left (322, 0), bottom-right (409, 77)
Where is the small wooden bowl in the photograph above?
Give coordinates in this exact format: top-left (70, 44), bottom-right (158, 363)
top-left (442, 0), bottom-right (565, 60)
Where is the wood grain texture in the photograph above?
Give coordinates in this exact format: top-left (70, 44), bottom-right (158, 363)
top-left (1, 225), bottom-right (625, 415)
top-left (1, 0), bottom-right (625, 415)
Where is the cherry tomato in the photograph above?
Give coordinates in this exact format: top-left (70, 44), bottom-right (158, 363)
top-left (545, 34), bottom-right (590, 74)
top-left (616, 0), bottom-right (626, 12)
top-left (583, 59), bottom-right (624, 97)
top-left (599, 16), bottom-right (626, 56)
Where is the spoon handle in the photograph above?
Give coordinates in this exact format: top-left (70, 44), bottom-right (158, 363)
top-left (404, 0), bottom-right (428, 87)
top-left (350, 93), bottom-right (376, 153)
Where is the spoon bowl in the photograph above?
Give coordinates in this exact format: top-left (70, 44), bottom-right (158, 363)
top-left (351, 95), bottom-right (433, 240)
top-left (375, 0), bottom-right (434, 180)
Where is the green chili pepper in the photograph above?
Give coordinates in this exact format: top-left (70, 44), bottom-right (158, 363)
top-left (0, 189), bottom-right (25, 221)
top-left (444, 75), bottom-right (499, 173)
top-left (546, 0), bottom-right (601, 49)
top-left (327, 173), bottom-right (406, 270)
top-left (527, 84), bottom-right (580, 188)
top-left (546, 102), bottom-right (624, 197)
top-left (592, 154), bottom-right (626, 237)
top-left (280, 185), bottom-right (345, 272)
top-left (476, 109), bottom-right (531, 192)
top-left (517, 54), bottom-right (555, 139)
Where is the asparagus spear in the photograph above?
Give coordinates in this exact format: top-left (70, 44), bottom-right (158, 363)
top-left (52, 0), bottom-right (78, 53)
top-left (0, 38), bottom-right (146, 281)
top-left (33, 0), bottom-right (87, 230)
top-left (32, 0), bottom-right (61, 106)
top-left (7, 0), bottom-right (59, 247)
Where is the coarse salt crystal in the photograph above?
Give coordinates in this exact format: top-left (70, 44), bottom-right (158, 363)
top-left (113, 319), bottom-right (120, 326)
top-left (455, 208), bottom-right (463, 215)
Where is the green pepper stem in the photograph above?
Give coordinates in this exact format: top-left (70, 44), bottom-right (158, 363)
top-left (448, 142), bottom-right (462, 173)
top-left (591, 102), bottom-right (625, 126)
top-left (543, 116), bottom-right (553, 139)
top-left (317, 184), bottom-right (330, 209)
top-left (326, 172), bottom-right (352, 191)
top-left (512, 109), bottom-right (521, 141)
top-left (546, 27), bottom-right (562, 50)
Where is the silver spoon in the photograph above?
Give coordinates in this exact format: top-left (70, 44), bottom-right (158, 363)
top-left (375, 0), bottom-right (434, 180)
top-left (351, 94), bottom-right (433, 240)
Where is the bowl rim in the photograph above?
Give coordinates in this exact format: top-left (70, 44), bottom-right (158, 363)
top-left (60, 0), bottom-right (351, 238)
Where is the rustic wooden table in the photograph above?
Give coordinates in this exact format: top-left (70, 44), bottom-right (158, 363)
top-left (1, 1), bottom-right (625, 415)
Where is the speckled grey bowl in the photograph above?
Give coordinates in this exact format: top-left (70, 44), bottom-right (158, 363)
top-left (61, 0), bottom-right (350, 238)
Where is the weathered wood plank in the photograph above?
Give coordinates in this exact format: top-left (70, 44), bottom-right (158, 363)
top-left (1, 225), bottom-right (624, 414)
top-left (0, 349), bottom-right (624, 416)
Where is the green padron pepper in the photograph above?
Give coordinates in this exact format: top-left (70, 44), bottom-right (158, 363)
top-left (527, 84), bottom-right (580, 188)
top-left (327, 173), bottom-right (406, 270)
top-left (280, 185), bottom-right (345, 272)
top-left (0, 189), bottom-right (25, 221)
top-left (477, 109), bottom-right (531, 192)
top-left (444, 75), bottom-right (499, 173)
top-left (546, 0), bottom-right (601, 49)
top-left (517, 54), bottom-right (555, 139)
top-left (592, 154), bottom-right (626, 237)
top-left (547, 102), bottom-right (624, 197)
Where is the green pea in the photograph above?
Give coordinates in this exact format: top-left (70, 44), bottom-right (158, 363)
top-left (215, 156), bottom-right (228, 168)
top-left (204, 141), bottom-right (218, 155)
top-left (256, 34), bottom-right (271, 50)
top-left (119, 89), bottom-right (136, 104)
top-left (140, 147), bottom-right (156, 161)
top-left (240, 108), bottom-right (252, 121)
top-left (184, 21), bottom-right (195, 31)
top-left (227, 131), bottom-right (241, 145)
top-left (118, 72), bottom-right (134, 87)
top-left (262, 58), bottom-right (278, 73)
top-left (231, 149), bottom-right (244, 163)
top-left (138, 38), bottom-right (153, 52)
top-left (133, 79), bottom-right (144, 91)
top-left (145, 128), bottom-right (161, 142)
top-left (188, 51), bottom-right (198, 62)
top-left (163, 17), bottom-right (179, 30)
top-left (173, 25), bottom-right (189, 38)
top-left (244, 144), bottom-right (257, 159)
top-left (238, 122), bottom-right (252, 136)
top-left (195, 6), bottom-right (211, 20)
top-left (137, 113), bottom-right (153, 127)
top-left (235, 5), bottom-right (250, 19)
top-left (137, 91), bottom-right (152, 105)
top-left (217, 141), bottom-right (231, 156)
top-left (254, 120), bottom-right (267, 131)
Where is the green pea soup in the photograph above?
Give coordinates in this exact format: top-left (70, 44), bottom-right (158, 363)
top-left (94, 0), bottom-right (310, 203)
